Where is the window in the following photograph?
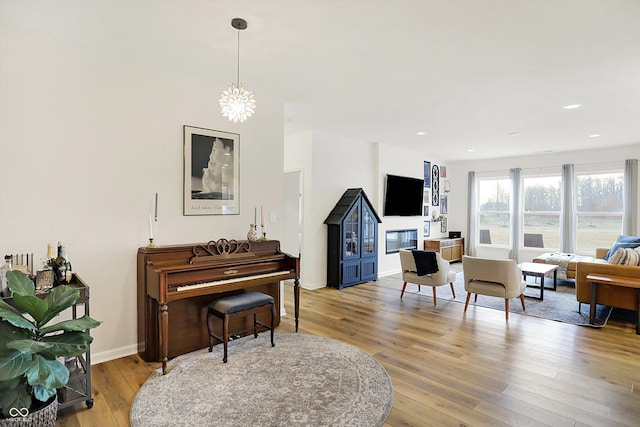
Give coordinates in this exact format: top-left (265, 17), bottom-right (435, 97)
top-left (477, 178), bottom-right (510, 245)
top-left (522, 175), bottom-right (561, 249)
top-left (575, 170), bottom-right (623, 254)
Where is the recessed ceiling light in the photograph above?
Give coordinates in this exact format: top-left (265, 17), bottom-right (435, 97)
top-left (416, 131), bottom-right (426, 136)
top-left (589, 134), bottom-right (601, 138)
top-left (466, 149), bottom-right (475, 153)
top-left (562, 104), bottom-right (582, 110)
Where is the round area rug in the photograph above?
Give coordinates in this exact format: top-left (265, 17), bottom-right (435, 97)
top-left (130, 332), bottom-right (394, 427)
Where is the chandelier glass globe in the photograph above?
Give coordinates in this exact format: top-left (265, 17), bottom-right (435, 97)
top-left (219, 82), bottom-right (256, 123)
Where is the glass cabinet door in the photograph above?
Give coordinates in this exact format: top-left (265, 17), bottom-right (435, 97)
top-left (343, 204), bottom-right (359, 258)
top-left (362, 203), bottom-right (376, 255)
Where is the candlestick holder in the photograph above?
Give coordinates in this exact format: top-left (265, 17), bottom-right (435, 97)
top-left (260, 232), bottom-right (267, 241)
top-left (147, 238), bottom-right (156, 248)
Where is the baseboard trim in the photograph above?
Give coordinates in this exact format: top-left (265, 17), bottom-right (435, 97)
top-left (91, 344), bottom-right (138, 365)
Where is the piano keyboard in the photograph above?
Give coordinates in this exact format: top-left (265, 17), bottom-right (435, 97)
top-left (174, 270), bottom-right (292, 292)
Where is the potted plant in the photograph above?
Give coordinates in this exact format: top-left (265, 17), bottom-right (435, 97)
top-left (0, 270), bottom-right (101, 425)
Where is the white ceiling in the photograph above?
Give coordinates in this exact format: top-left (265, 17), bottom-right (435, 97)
top-left (11, 1), bottom-right (637, 162)
top-left (212, 0), bottom-right (640, 161)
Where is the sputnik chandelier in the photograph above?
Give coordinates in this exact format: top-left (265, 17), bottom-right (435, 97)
top-left (219, 18), bottom-right (256, 123)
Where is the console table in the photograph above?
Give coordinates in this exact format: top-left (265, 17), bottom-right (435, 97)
top-left (586, 273), bottom-right (640, 334)
top-left (423, 237), bottom-right (464, 262)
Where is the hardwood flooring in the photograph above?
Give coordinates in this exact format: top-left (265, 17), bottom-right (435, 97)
top-left (57, 274), bottom-right (640, 426)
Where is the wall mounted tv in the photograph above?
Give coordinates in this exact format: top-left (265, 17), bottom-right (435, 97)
top-left (383, 174), bottom-right (424, 216)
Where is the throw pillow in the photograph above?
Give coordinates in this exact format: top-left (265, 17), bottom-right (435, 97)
top-left (607, 247), bottom-right (640, 266)
top-left (604, 235), bottom-right (640, 260)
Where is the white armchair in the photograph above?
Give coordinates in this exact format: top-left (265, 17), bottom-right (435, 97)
top-left (461, 255), bottom-right (527, 320)
top-left (399, 249), bottom-right (457, 305)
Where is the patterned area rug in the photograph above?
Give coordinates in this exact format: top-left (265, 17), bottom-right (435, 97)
top-left (396, 272), bottom-right (614, 327)
top-left (130, 332), bottom-right (393, 427)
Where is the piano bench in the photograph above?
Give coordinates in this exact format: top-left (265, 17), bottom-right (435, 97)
top-left (206, 292), bottom-right (276, 363)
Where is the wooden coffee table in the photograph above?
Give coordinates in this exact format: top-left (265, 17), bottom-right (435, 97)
top-left (517, 262), bottom-right (559, 301)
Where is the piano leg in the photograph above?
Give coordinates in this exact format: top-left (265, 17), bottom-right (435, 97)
top-left (294, 278), bottom-right (300, 332)
top-left (159, 303), bottom-right (169, 374)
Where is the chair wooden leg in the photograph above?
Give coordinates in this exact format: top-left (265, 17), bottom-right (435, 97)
top-left (253, 313), bottom-right (258, 338)
top-left (520, 294), bottom-right (526, 310)
top-left (223, 314), bottom-right (229, 363)
top-left (432, 286), bottom-right (437, 306)
top-left (449, 282), bottom-right (456, 298)
top-left (474, 293), bottom-right (478, 302)
top-left (418, 285), bottom-right (421, 293)
top-left (401, 282), bottom-right (407, 299)
top-left (505, 299), bottom-right (509, 320)
top-left (207, 312), bottom-right (214, 352)
top-left (464, 292), bottom-right (471, 312)
top-left (270, 302), bottom-right (275, 347)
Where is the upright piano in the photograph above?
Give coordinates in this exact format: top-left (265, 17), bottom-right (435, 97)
top-left (137, 239), bottom-right (300, 373)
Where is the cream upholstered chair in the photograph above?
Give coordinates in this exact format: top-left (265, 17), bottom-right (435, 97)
top-left (461, 255), bottom-right (527, 320)
top-left (399, 249), bottom-right (457, 305)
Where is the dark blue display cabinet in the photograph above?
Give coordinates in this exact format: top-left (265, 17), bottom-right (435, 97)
top-left (324, 188), bottom-right (381, 289)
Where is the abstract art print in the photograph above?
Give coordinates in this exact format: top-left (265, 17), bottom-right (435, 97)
top-left (183, 125), bottom-right (239, 215)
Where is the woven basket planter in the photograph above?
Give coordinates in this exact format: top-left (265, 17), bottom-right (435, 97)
top-left (0, 397), bottom-right (57, 427)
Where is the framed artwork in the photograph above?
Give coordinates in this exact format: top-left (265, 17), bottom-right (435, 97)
top-left (423, 161), bottom-right (431, 188)
top-left (431, 164), bottom-right (440, 206)
top-left (423, 189), bottom-right (430, 205)
top-left (423, 205), bottom-right (429, 217)
top-left (440, 166), bottom-right (447, 178)
top-left (440, 195), bottom-right (448, 214)
top-left (423, 221), bottom-right (430, 237)
top-left (183, 125), bottom-right (239, 215)
top-left (441, 217), bottom-right (447, 233)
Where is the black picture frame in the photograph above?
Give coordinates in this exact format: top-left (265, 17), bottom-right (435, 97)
top-left (423, 161), bottom-right (431, 188)
top-left (183, 125), bottom-right (239, 215)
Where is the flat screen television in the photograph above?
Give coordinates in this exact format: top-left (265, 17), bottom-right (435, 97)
top-left (383, 174), bottom-right (424, 216)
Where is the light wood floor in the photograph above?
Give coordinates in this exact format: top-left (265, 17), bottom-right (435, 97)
top-left (57, 274), bottom-right (640, 426)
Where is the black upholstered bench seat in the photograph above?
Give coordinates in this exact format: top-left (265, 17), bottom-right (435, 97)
top-left (206, 291), bottom-right (276, 363)
top-left (208, 292), bottom-right (274, 314)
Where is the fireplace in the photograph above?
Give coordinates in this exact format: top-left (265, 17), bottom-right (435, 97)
top-left (385, 229), bottom-right (418, 254)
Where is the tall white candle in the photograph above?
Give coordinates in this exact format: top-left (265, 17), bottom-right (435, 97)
top-left (155, 193), bottom-right (158, 220)
top-left (254, 207), bottom-right (257, 226)
top-left (148, 213), bottom-right (154, 238)
top-left (261, 206), bottom-right (264, 226)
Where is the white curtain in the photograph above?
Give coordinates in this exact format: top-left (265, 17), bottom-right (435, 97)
top-left (623, 159), bottom-right (639, 235)
top-left (467, 171), bottom-right (476, 256)
top-left (560, 164), bottom-right (575, 253)
top-left (509, 168), bottom-right (521, 261)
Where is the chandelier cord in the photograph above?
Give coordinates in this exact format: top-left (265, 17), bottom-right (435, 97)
top-left (236, 29), bottom-right (240, 86)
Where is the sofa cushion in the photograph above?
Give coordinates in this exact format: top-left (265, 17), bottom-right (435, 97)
top-left (604, 235), bottom-right (640, 260)
top-left (607, 247), bottom-right (640, 266)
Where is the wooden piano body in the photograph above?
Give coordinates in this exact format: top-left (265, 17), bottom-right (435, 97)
top-left (137, 239), bottom-right (300, 369)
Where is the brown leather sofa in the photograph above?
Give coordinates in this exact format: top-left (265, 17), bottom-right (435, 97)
top-left (575, 248), bottom-right (640, 311)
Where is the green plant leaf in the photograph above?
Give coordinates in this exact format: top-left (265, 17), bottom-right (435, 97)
top-left (40, 331), bottom-right (93, 358)
top-left (32, 384), bottom-right (57, 403)
top-left (40, 315), bottom-right (102, 335)
top-left (0, 377), bottom-right (31, 418)
top-left (7, 339), bottom-right (54, 354)
top-left (6, 270), bottom-right (35, 296)
top-left (0, 349), bottom-right (32, 381)
top-left (12, 294), bottom-right (48, 323)
top-left (40, 285), bottom-right (80, 325)
top-left (26, 354), bottom-right (69, 390)
top-left (0, 300), bottom-right (36, 331)
top-left (0, 320), bottom-right (33, 351)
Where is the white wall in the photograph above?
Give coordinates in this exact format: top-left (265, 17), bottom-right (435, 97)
top-left (285, 131), bottom-right (376, 288)
top-left (0, 2), bottom-right (286, 363)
